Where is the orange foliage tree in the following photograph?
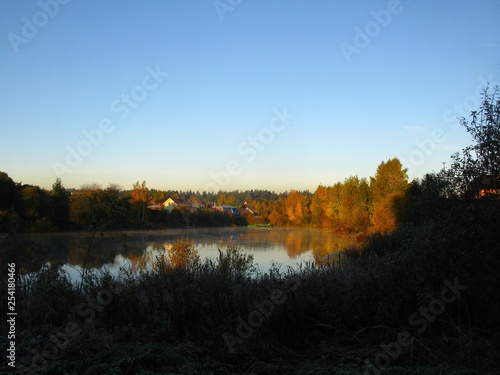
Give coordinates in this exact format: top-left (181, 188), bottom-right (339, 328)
top-left (154, 238), bottom-right (200, 272)
top-left (286, 190), bottom-right (311, 226)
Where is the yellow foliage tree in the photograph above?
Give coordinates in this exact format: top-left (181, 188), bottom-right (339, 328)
top-left (370, 158), bottom-right (408, 233)
top-left (286, 190), bottom-right (308, 225)
top-left (155, 238), bottom-right (200, 272)
top-left (371, 192), bottom-right (404, 233)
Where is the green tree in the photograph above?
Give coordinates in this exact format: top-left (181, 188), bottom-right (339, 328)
top-left (50, 178), bottom-right (70, 229)
top-left (16, 185), bottom-right (54, 231)
top-left (396, 173), bottom-right (450, 226)
top-left (19, 186), bottom-right (44, 221)
top-left (0, 172), bottom-right (17, 211)
top-left (370, 158), bottom-right (408, 202)
top-left (106, 184), bottom-right (130, 228)
top-left (442, 86), bottom-right (500, 197)
top-left (338, 176), bottom-right (371, 233)
top-left (69, 185), bottom-right (116, 230)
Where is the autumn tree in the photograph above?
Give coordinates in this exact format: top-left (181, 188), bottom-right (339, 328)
top-left (286, 190), bottom-right (311, 226)
top-left (245, 193), bottom-right (252, 203)
top-left (226, 193), bottom-right (238, 207)
top-left (217, 193), bottom-right (237, 206)
top-left (217, 193), bottom-right (227, 205)
top-left (370, 158), bottom-right (408, 233)
top-left (356, 177), bottom-right (372, 230)
top-left (252, 199), bottom-right (268, 218)
top-left (189, 195), bottom-right (201, 204)
top-left (268, 197), bottom-right (288, 226)
top-left (326, 182), bottom-right (343, 231)
top-left (131, 180), bottom-right (150, 224)
top-left (155, 238), bottom-right (200, 272)
top-left (338, 176), bottom-right (371, 233)
top-left (286, 190), bottom-right (301, 225)
top-left (310, 185), bottom-right (329, 227)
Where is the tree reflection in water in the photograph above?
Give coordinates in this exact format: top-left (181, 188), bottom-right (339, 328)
top-left (11, 228), bottom-right (357, 280)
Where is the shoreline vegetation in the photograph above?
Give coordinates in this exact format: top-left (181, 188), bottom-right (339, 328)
top-left (0, 155), bottom-right (407, 236)
top-left (1, 88), bottom-right (499, 373)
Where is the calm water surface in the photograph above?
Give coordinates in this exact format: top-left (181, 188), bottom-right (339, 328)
top-left (20, 227), bottom-right (356, 280)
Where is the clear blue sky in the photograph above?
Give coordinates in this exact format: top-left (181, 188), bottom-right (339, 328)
top-left (1, 0), bottom-right (499, 192)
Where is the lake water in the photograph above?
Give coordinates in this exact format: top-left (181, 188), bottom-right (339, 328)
top-left (18, 227), bottom-right (357, 280)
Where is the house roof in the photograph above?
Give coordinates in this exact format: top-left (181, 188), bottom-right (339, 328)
top-left (166, 197), bottom-right (201, 208)
top-left (147, 199), bottom-right (166, 211)
top-left (242, 201), bottom-right (258, 214)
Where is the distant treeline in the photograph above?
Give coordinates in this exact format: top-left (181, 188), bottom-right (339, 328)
top-left (0, 152), bottom-right (493, 234)
top-left (0, 156), bottom-right (406, 234)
